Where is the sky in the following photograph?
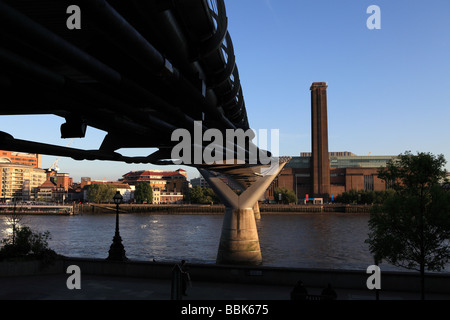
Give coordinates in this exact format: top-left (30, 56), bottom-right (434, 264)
top-left (1, 0), bottom-right (449, 182)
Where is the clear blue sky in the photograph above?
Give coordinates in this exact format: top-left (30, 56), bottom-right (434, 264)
top-left (1, 0), bottom-right (449, 182)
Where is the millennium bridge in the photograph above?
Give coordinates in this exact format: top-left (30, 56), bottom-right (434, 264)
top-left (0, 0), bottom-right (290, 265)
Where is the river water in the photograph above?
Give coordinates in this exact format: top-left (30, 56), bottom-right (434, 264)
top-left (0, 213), bottom-right (447, 272)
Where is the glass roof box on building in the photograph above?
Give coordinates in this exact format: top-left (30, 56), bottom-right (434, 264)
top-left (286, 153), bottom-right (397, 169)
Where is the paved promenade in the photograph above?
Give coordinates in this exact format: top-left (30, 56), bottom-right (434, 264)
top-left (0, 273), bottom-right (448, 300)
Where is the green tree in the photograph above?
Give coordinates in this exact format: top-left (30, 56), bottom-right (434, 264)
top-left (337, 189), bottom-right (395, 205)
top-left (373, 189), bottom-right (395, 204)
top-left (188, 186), bottom-right (219, 204)
top-left (188, 186), bottom-right (204, 204)
top-left (0, 226), bottom-right (57, 262)
top-left (275, 187), bottom-right (298, 204)
top-left (86, 184), bottom-right (116, 203)
top-left (366, 151), bottom-right (450, 299)
top-left (204, 187), bottom-right (219, 204)
top-left (338, 189), bottom-right (359, 204)
top-left (134, 182), bottom-right (153, 204)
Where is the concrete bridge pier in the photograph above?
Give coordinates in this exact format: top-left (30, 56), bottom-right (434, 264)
top-left (253, 202), bottom-right (261, 220)
top-left (199, 160), bottom-right (288, 265)
top-left (217, 206), bottom-right (261, 265)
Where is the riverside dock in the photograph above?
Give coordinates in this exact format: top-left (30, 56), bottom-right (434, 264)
top-left (73, 203), bottom-right (372, 214)
top-left (0, 204), bottom-right (74, 215)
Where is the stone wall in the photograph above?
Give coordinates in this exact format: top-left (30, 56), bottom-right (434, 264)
top-left (1, 257), bottom-right (448, 294)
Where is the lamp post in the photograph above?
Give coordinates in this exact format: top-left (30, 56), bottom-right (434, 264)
top-left (107, 191), bottom-right (127, 261)
top-left (374, 257), bottom-right (380, 301)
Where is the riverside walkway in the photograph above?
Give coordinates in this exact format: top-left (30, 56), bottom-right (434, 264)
top-left (1, 273), bottom-right (449, 301)
top-left (1, 257), bottom-right (449, 304)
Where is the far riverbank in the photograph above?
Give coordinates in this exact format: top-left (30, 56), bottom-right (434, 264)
top-left (73, 203), bottom-right (372, 215)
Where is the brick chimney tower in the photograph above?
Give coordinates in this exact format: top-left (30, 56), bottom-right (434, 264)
top-left (310, 82), bottom-right (330, 198)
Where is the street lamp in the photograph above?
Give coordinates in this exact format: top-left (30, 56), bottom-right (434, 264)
top-left (107, 191), bottom-right (127, 261)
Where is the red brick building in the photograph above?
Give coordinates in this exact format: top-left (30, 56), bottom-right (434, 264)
top-left (266, 157), bottom-right (395, 202)
top-left (265, 83), bottom-right (397, 202)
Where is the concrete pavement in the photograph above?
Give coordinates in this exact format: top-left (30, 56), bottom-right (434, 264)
top-left (0, 273), bottom-right (448, 300)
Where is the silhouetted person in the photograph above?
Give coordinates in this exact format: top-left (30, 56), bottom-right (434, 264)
top-left (179, 260), bottom-right (190, 296)
top-left (290, 280), bottom-right (308, 300)
top-left (321, 283), bottom-right (337, 300)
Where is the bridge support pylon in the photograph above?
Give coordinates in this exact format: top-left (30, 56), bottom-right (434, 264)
top-left (199, 159), bottom-right (288, 265)
top-left (253, 202), bottom-right (261, 220)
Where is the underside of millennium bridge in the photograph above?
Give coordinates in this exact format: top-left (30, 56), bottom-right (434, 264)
top-left (0, 0), bottom-right (290, 265)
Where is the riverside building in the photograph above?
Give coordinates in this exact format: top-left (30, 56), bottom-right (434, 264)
top-left (265, 83), bottom-right (398, 202)
top-left (1, 150), bottom-right (46, 201)
top-left (0, 162), bottom-right (47, 202)
top-left (0, 150), bottom-right (41, 168)
top-left (120, 169), bottom-right (188, 194)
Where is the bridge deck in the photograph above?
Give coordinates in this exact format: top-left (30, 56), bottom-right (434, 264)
top-left (0, 0), bottom-right (256, 166)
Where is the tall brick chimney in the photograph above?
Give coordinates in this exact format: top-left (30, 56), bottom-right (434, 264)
top-left (310, 82), bottom-right (330, 198)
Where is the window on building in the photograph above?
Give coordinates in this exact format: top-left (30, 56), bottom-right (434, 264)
top-left (364, 175), bottom-right (374, 191)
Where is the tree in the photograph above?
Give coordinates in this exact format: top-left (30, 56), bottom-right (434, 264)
top-left (366, 151), bottom-right (450, 299)
top-left (0, 226), bottom-right (57, 262)
top-left (337, 189), bottom-right (360, 204)
top-left (188, 186), bottom-right (203, 204)
top-left (337, 190), bottom-right (395, 204)
top-left (4, 198), bottom-right (23, 246)
top-left (203, 187), bottom-right (219, 204)
top-left (275, 187), bottom-right (298, 204)
top-left (134, 182), bottom-right (153, 204)
top-left (188, 186), bottom-right (219, 204)
top-left (86, 184), bottom-right (116, 203)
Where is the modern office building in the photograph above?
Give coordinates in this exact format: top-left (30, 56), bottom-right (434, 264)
top-left (0, 150), bottom-right (77, 202)
top-left (190, 176), bottom-right (209, 188)
top-left (0, 150), bottom-right (42, 168)
top-left (0, 163), bottom-right (47, 201)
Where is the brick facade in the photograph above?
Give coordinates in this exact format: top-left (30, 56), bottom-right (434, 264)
top-left (264, 83), bottom-right (396, 203)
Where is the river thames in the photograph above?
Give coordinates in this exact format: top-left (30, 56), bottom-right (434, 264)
top-left (1, 212), bottom-right (448, 273)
